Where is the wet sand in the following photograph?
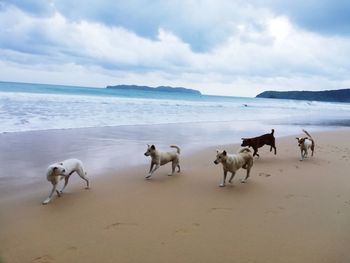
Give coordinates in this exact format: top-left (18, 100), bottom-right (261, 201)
top-left (0, 128), bottom-right (350, 262)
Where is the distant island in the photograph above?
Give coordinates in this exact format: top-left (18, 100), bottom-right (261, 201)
top-left (106, 84), bottom-right (201, 95)
top-left (256, 89), bottom-right (350, 103)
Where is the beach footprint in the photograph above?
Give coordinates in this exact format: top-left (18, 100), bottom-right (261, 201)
top-left (259, 172), bottom-right (271, 177)
top-left (285, 194), bottom-right (309, 200)
top-left (66, 246), bottom-right (78, 252)
top-left (174, 223), bottom-right (200, 236)
top-left (105, 222), bottom-right (138, 230)
top-left (31, 255), bottom-right (54, 263)
top-left (209, 207), bottom-right (233, 213)
top-left (285, 194), bottom-right (295, 199)
top-left (174, 228), bottom-right (189, 235)
top-left (265, 206), bottom-right (285, 215)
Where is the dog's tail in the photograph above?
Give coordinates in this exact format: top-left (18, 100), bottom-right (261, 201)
top-left (302, 129), bottom-right (315, 150)
top-left (238, 147), bottom-right (251, 154)
top-left (170, 145), bottom-right (181, 154)
top-left (303, 129), bottom-right (314, 141)
top-left (271, 129), bottom-right (274, 135)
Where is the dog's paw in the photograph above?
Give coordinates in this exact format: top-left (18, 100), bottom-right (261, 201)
top-left (241, 179), bottom-right (247, 183)
top-left (145, 174), bottom-right (152, 179)
top-left (56, 190), bottom-right (61, 197)
top-left (42, 199), bottom-right (50, 205)
top-left (168, 173), bottom-right (174, 176)
top-left (219, 183), bottom-right (226, 187)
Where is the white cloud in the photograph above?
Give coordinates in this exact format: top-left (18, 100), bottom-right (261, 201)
top-left (1, 4), bottom-right (350, 96)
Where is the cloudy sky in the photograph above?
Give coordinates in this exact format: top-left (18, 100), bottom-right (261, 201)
top-left (1, 0), bottom-right (350, 96)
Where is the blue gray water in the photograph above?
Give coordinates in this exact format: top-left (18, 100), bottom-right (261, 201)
top-left (1, 81), bottom-right (350, 133)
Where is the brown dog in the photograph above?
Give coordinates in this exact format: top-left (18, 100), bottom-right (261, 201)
top-left (241, 129), bottom-right (277, 157)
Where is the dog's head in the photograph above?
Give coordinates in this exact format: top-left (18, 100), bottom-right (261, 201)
top-left (214, 150), bottom-right (227, 164)
top-left (144, 144), bottom-right (156, 156)
top-left (48, 163), bottom-right (66, 176)
top-left (296, 137), bottom-right (306, 147)
top-left (241, 138), bottom-right (251, 147)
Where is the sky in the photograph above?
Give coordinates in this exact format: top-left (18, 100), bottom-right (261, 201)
top-left (1, 0), bottom-right (350, 96)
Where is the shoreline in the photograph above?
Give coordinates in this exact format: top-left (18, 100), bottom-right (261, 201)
top-left (0, 123), bottom-right (349, 202)
top-left (2, 116), bottom-right (350, 135)
top-left (1, 129), bottom-right (350, 262)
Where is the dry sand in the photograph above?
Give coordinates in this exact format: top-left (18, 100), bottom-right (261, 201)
top-left (1, 129), bottom-right (350, 263)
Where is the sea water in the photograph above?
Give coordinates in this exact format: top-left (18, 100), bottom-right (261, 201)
top-left (1, 81), bottom-right (350, 133)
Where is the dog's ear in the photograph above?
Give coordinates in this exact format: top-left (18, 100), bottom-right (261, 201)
top-left (295, 137), bottom-right (299, 140)
top-left (59, 163), bottom-right (63, 165)
top-left (223, 150), bottom-right (227, 156)
top-left (241, 138), bottom-right (245, 140)
top-left (150, 145), bottom-right (155, 150)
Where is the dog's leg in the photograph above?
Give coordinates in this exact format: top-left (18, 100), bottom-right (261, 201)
top-left (77, 169), bottom-right (89, 189)
top-left (253, 148), bottom-right (259, 157)
top-left (300, 149), bottom-right (304, 161)
top-left (146, 163), bottom-right (159, 179)
top-left (228, 172), bottom-right (236, 184)
top-left (59, 175), bottom-right (71, 193)
top-left (273, 144), bottom-right (277, 155)
top-left (219, 170), bottom-right (228, 187)
top-left (148, 163), bottom-right (155, 174)
top-left (42, 184), bottom-right (58, 205)
top-left (241, 167), bottom-right (251, 183)
top-left (169, 162), bottom-right (176, 176)
top-left (177, 164), bottom-right (181, 173)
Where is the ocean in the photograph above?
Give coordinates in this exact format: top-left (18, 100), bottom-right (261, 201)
top-left (1, 81), bottom-right (350, 133)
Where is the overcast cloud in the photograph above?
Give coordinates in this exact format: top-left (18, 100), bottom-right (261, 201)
top-left (1, 0), bottom-right (350, 96)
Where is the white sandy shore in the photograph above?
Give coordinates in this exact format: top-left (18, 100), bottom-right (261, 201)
top-left (0, 128), bottom-right (350, 263)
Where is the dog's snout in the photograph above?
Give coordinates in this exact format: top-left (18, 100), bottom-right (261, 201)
top-left (214, 160), bottom-right (218, 164)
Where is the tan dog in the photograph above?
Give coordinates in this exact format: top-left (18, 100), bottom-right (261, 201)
top-left (296, 129), bottom-right (315, 161)
top-left (144, 145), bottom-right (181, 179)
top-left (214, 147), bottom-right (253, 187)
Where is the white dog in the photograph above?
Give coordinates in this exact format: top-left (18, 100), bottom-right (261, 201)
top-left (214, 147), bottom-right (253, 187)
top-left (42, 159), bottom-right (89, 205)
top-left (296, 129), bottom-right (315, 161)
top-left (144, 145), bottom-right (181, 179)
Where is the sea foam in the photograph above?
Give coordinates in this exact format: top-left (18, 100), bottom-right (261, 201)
top-left (1, 82), bottom-right (350, 133)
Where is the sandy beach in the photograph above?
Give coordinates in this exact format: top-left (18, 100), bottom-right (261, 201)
top-left (1, 128), bottom-right (350, 263)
